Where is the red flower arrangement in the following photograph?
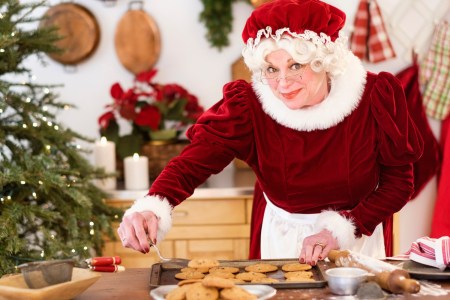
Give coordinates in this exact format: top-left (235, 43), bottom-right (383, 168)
top-left (98, 69), bottom-right (204, 159)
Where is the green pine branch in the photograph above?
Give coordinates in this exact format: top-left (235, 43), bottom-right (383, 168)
top-left (0, 0), bottom-right (122, 276)
top-left (199, 0), bottom-right (251, 50)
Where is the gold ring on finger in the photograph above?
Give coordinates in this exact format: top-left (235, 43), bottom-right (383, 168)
top-left (314, 242), bottom-right (326, 250)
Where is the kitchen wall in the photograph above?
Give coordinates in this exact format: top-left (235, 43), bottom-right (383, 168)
top-left (25, 0), bottom-right (450, 254)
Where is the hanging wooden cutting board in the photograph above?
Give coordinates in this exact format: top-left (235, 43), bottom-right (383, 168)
top-left (39, 3), bottom-right (100, 65)
top-left (114, 7), bottom-right (161, 74)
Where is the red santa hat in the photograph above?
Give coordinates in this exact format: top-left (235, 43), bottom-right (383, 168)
top-left (241, 0), bottom-right (351, 77)
top-left (242, 0), bottom-right (346, 45)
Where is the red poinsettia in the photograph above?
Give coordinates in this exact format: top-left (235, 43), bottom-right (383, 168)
top-left (98, 69), bottom-right (204, 159)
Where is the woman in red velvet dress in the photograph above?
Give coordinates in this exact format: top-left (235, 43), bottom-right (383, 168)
top-left (118, 0), bottom-right (423, 265)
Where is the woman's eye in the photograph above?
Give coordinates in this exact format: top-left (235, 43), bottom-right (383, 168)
top-left (291, 63), bottom-right (303, 71)
top-left (266, 66), bottom-right (277, 74)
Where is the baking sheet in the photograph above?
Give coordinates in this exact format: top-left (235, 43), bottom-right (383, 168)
top-left (149, 258), bottom-right (327, 289)
top-left (402, 260), bottom-right (450, 280)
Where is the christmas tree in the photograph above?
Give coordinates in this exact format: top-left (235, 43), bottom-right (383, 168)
top-left (0, 0), bottom-right (122, 276)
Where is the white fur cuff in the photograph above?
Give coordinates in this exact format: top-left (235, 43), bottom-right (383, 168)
top-left (314, 210), bottom-right (356, 250)
top-left (124, 195), bottom-right (173, 243)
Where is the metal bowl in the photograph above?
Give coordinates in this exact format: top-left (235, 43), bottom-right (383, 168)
top-left (326, 267), bottom-right (368, 295)
top-left (18, 259), bottom-right (75, 289)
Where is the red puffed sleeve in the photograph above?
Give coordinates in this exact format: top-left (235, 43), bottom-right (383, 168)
top-left (149, 80), bottom-right (254, 206)
top-left (341, 72), bottom-right (424, 237)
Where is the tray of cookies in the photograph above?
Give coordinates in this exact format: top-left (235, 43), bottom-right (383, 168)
top-left (149, 258), bottom-right (327, 289)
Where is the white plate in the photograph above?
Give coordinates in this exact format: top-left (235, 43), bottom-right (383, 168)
top-left (150, 284), bottom-right (276, 300)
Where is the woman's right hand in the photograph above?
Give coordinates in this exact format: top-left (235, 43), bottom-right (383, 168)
top-left (117, 211), bottom-right (159, 254)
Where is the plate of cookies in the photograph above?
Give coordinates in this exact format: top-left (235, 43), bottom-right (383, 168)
top-left (150, 279), bottom-right (276, 300)
top-left (149, 258), bottom-right (327, 290)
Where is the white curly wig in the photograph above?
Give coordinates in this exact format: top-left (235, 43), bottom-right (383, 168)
top-left (242, 27), bottom-right (351, 82)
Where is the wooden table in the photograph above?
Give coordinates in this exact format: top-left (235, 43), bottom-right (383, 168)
top-left (75, 268), bottom-right (450, 300)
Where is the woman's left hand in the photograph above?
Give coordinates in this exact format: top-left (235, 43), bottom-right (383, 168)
top-left (299, 229), bottom-right (339, 266)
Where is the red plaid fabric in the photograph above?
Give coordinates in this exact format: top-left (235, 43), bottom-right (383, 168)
top-left (350, 0), bottom-right (396, 63)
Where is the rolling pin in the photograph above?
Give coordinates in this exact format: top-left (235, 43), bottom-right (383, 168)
top-left (328, 250), bottom-right (420, 294)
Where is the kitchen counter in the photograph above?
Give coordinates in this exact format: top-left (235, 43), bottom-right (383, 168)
top-left (108, 165), bottom-right (256, 201)
top-left (75, 267), bottom-right (450, 300)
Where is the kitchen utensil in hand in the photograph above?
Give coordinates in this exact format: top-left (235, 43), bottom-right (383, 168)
top-left (149, 240), bottom-right (189, 266)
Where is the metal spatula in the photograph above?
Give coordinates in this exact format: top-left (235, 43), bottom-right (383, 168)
top-left (149, 241), bottom-right (189, 266)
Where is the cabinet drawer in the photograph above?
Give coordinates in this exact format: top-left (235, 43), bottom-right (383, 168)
top-left (172, 199), bottom-right (246, 225)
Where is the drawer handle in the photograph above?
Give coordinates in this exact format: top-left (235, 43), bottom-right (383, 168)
top-left (173, 211), bottom-right (188, 218)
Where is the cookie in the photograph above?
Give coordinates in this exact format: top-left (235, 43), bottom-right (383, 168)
top-left (229, 278), bottom-right (246, 284)
top-left (209, 266), bottom-right (240, 274)
top-left (235, 271), bottom-right (267, 281)
top-left (281, 262), bottom-right (312, 272)
top-left (178, 279), bottom-right (203, 286)
top-left (185, 282), bottom-right (219, 300)
top-left (284, 270), bottom-right (313, 279)
top-left (220, 286), bottom-right (257, 300)
top-left (244, 263), bottom-right (278, 273)
top-left (181, 267), bottom-right (210, 274)
top-left (175, 271), bottom-right (205, 280)
top-left (250, 277), bottom-right (280, 283)
top-left (285, 277), bottom-right (316, 282)
top-left (188, 258), bottom-right (220, 269)
top-left (165, 284), bottom-right (191, 300)
top-left (202, 276), bottom-right (235, 289)
top-left (206, 271), bottom-right (235, 279)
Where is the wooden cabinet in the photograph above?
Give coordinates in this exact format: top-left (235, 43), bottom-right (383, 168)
top-left (103, 189), bottom-right (253, 268)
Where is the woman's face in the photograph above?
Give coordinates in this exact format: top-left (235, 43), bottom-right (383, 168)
top-left (263, 49), bottom-right (329, 110)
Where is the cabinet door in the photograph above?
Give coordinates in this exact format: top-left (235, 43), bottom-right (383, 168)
top-left (174, 239), bottom-right (249, 260)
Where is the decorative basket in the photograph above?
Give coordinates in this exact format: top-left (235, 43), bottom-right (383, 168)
top-left (140, 140), bottom-right (189, 182)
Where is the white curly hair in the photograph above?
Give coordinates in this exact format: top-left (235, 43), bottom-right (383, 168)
top-left (242, 27), bottom-right (351, 81)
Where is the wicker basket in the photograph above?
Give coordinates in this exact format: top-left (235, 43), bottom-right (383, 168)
top-left (140, 140), bottom-right (189, 182)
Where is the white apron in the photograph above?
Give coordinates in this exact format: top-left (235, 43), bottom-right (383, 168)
top-left (260, 193), bottom-right (386, 259)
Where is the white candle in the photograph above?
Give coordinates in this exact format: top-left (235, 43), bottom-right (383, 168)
top-left (94, 137), bottom-right (117, 190)
top-left (124, 153), bottom-right (149, 190)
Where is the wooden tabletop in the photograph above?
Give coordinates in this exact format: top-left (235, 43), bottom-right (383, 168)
top-left (75, 268), bottom-right (450, 300)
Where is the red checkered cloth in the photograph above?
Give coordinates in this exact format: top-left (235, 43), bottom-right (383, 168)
top-left (350, 0), bottom-right (396, 63)
top-left (419, 21), bottom-right (450, 120)
top-left (407, 236), bottom-right (450, 271)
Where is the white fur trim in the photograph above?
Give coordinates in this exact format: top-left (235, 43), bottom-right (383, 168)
top-left (124, 195), bottom-right (173, 243)
top-left (314, 210), bottom-right (356, 250)
top-left (244, 27), bottom-right (342, 54)
top-left (252, 52), bottom-right (367, 131)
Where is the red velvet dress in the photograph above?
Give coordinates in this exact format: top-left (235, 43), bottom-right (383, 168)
top-left (149, 71), bottom-right (423, 258)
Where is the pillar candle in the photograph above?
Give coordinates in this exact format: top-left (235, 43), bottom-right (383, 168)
top-left (124, 153), bottom-right (149, 190)
top-left (94, 137), bottom-right (116, 190)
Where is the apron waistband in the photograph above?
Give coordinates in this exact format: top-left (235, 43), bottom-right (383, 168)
top-left (263, 192), bottom-right (319, 225)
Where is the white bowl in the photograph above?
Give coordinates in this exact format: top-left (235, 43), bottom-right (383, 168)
top-left (326, 267), bottom-right (368, 295)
